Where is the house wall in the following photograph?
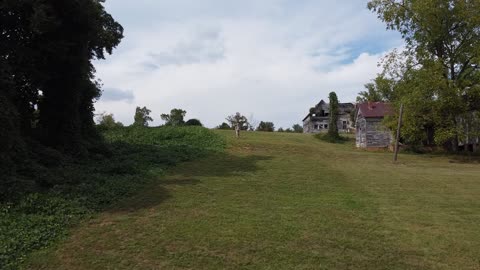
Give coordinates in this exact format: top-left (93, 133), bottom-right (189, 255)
top-left (303, 115), bottom-right (353, 134)
top-left (356, 116), bottom-right (392, 148)
top-left (356, 116), bottom-right (367, 148)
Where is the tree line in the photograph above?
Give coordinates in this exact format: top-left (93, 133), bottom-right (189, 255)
top-left (97, 107), bottom-right (203, 129)
top-left (217, 112), bottom-right (303, 134)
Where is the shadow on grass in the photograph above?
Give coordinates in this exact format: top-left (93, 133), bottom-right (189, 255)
top-left (175, 152), bottom-right (274, 178)
top-left (107, 152), bottom-right (273, 213)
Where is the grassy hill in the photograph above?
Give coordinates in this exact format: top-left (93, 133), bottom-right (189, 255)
top-left (24, 130), bottom-right (480, 269)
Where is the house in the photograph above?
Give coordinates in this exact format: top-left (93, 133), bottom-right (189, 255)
top-left (303, 100), bottom-right (355, 134)
top-left (355, 102), bottom-right (393, 149)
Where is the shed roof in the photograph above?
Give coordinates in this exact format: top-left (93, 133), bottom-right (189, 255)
top-left (357, 102), bottom-right (393, 118)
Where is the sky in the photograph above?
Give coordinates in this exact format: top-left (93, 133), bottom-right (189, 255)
top-left (94, 0), bottom-right (403, 129)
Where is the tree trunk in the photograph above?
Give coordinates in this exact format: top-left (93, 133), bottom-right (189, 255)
top-left (235, 125), bottom-right (240, 138)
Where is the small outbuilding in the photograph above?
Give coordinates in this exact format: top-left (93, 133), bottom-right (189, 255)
top-left (356, 102), bottom-right (393, 149)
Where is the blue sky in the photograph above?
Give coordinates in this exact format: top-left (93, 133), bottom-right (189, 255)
top-left (94, 0), bottom-right (402, 128)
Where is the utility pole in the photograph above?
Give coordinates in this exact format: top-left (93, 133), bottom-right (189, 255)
top-left (394, 104), bottom-right (404, 162)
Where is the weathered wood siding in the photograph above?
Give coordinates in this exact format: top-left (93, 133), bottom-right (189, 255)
top-left (356, 116), bottom-right (392, 148)
top-left (356, 116), bottom-right (367, 148)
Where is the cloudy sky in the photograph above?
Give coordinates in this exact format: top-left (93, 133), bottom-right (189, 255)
top-left (94, 0), bottom-right (402, 128)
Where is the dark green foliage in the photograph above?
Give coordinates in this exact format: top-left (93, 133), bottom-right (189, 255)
top-left (256, 121), bottom-right (275, 132)
top-left (277, 128), bottom-right (285, 132)
top-left (0, 0), bottom-right (123, 189)
top-left (0, 127), bottom-right (225, 269)
top-left (161, 108), bottom-right (186, 126)
top-left (292, 124), bottom-right (303, 133)
top-left (216, 122), bottom-right (231, 130)
top-left (328, 92), bottom-right (340, 139)
top-left (185, 119), bottom-right (203, 127)
top-left (133, 106), bottom-right (153, 127)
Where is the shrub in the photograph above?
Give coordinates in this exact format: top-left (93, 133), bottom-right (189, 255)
top-left (185, 119), bottom-right (203, 126)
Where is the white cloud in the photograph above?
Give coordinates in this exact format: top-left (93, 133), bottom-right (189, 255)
top-left (94, 0), bottom-right (402, 128)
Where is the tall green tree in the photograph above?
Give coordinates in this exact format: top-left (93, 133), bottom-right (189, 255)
top-left (161, 108), bottom-right (187, 126)
top-left (0, 0), bottom-right (123, 152)
top-left (1, 0), bottom-right (123, 191)
top-left (328, 92), bottom-right (340, 138)
top-left (368, 0), bottom-right (480, 150)
top-left (357, 76), bottom-right (395, 103)
top-left (133, 106), bottom-right (153, 127)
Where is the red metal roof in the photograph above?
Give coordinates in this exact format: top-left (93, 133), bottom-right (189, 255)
top-left (357, 102), bottom-right (393, 118)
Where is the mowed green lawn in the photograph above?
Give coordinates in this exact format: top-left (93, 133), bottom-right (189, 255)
top-left (27, 131), bottom-right (480, 269)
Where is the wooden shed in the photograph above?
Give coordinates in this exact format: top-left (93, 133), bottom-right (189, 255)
top-left (356, 102), bottom-right (393, 149)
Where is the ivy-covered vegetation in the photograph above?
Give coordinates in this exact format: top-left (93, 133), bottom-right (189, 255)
top-left (0, 126), bottom-right (225, 269)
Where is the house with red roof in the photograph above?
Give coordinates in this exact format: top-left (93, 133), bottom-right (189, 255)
top-left (355, 102), bottom-right (394, 148)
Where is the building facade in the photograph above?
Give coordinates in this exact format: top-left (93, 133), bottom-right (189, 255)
top-left (303, 100), bottom-right (355, 134)
top-left (355, 102), bottom-right (393, 148)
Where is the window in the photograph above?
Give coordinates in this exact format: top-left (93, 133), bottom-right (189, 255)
top-left (342, 121), bottom-right (347, 130)
top-left (314, 124), bottom-right (319, 130)
top-left (324, 124), bottom-right (328, 129)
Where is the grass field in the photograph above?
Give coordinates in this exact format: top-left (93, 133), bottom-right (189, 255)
top-left (26, 131), bottom-right (480, 269)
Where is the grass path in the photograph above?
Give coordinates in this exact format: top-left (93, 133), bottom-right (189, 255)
top-left (27, 131), bottom-right (480, 269)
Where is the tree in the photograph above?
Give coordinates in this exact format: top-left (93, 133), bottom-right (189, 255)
top-left (292, 124), bottom-right (304, 133)
top-left (256, 121), bottom-right (275, 132)
top-left (161, 108), bottom-right (186, 126)
top-left (285, 128), bottom-right (293, 133)
top-left (248, 114), bottom-right (259, 131)
top-left (0, 0), bottom-right (123, 190)
top-left (278, 128), bottom-right (285, 132)
top-left (97, 113), bottom-right (123, 129)
top-left (226, 113), bottom-right (249, 138)
top-left (356, 76), bottom-right (395, 102)
top-left (368, 0), bottom-right (480, 150)
top-left (0, 0), bottom-right (123, 151)
top-left (133, 106), bottom-right (153, 127)
top-left (185, 119), bottom-right (203, 126)
top-left (216, 122), bottom-right (231, 130)
top-left (327, 92), bottom-right (340, 138)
